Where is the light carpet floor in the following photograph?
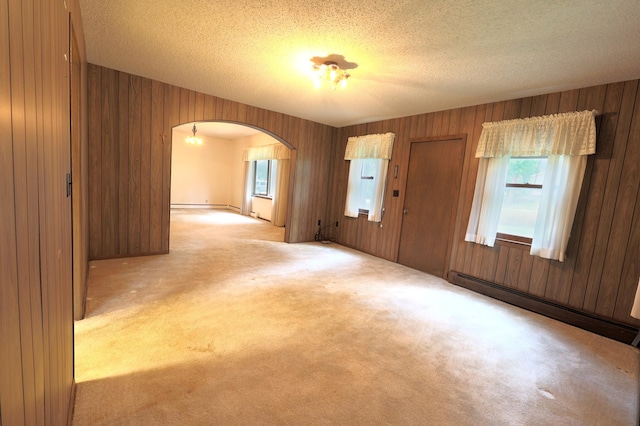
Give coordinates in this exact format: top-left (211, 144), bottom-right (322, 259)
top-left (72, 209), bottom-right (639, 425)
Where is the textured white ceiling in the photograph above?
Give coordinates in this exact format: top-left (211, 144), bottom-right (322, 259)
top-left (79, 0), bottom-right (640, 128)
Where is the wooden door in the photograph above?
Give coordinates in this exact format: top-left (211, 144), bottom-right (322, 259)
top-left (397, 136), bottom-right (466, 277)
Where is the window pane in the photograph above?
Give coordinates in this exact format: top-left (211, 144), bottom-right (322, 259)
top-left (361, 159), bottom-right (376, 178)
top-left (497, 186), bottom-right (542, 238)
top-left (506, 158), bottom-right (547, 184)
top-left (359, 178), bottom-right (374, 211)
top-left (254, 160), bottom-right (269, 196)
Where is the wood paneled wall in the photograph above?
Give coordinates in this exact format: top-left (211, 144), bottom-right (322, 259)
top-left (328, 81), bottom-right (640, 328)
top-left (87, 64), bottom-right (335, 259)
top-left (0, 0), bottom-right (76, 424)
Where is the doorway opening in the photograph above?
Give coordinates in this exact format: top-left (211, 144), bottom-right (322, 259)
top-left (169, 122), bottom-right (291, 247)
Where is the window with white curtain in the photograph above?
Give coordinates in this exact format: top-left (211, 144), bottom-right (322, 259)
top-left (465, 110), bottom-right (597, 262)
top-left (242, 144), bottom-right (290, 227)
top-left (344, 133), bottom-right (395, 223)
top-left (496, 157), bottom-right (547, 243)
top-left (349, 158), bottom-right (378, 213)
top-left (252, 159), bottom-right (274, 198)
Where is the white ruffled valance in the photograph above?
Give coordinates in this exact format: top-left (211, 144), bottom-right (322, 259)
top-left (243, 143), bottom-right (290, 161)
top-left (476, 110), bottom-right (598, 158)
top-left (345, 133), bottom-right (395, 160)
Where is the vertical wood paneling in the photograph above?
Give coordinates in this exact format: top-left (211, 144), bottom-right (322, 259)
top-left (118, 71), bottom-right (130, 254)
top-left (88, 64), bottom-right (102, 258)
top-left (568, 83), bottom-right (624, 308)
top-left (101, 67), bottom-right (118, 257)
top-left (1, 0), bottom-right (27, 422)
top-left (596, 85), bottom-right (640, 317)
top-left (150, 80), bottom-right (164, 252)
top-left (86, 64), bottom-right (640, 328)
top-left (583, 81), bottom-right (638, 313)
top-left (128, 75), bottom-right (142, 253)
top-left (2, 0), bottom-right (78, 423)
top-left (140, 77), bottom-right (152, 253)
top-left (161, 85), bottom-right (179, 250)
top-left (451, 106), bottom-right (478, 272)
top-left (516, 254), bottom-right (534, 293)
top-left (504, 248), bottom-right (522, 289)
top-left (203, 94), bottom-right (216, 118)
top-left (327, 80), bottom-right (640, 328)
top-left (88, 65), bottom-right (337, 259)
top-left (614, 190), bottom-right (640, 320)
top-left (195, 92), bottom-right (205, 121)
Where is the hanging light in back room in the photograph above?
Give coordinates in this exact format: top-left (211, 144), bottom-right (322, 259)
top-left (185, 123), bottom-right (203, 145)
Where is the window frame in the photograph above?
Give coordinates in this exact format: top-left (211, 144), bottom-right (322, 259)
top-left (252, 159), bottom-right (273, 199)
top-left (495, 157), bottom-right (546, 246)
top-left (357, 160), bottom-right (375, 214)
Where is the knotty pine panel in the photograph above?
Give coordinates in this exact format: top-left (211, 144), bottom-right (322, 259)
top-left (328, 80), bottom-right (640, 328)
top-left (88, 64), bottom-right (336, 259)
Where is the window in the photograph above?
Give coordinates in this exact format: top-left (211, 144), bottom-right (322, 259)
top-left (343, 132), bottom-right (395, 223)
top-left (344, 158), bottom-right (389, 222)
top-left (496, 157), bottom-right (547, 243)
top-left (358, 159), bottom-right (377, 212)
top-left (465, 110), bottom-right (596, 261)
top-left (253, 160), bottom-right (274, 198)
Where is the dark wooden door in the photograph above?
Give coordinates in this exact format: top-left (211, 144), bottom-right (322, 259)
top-left (398, 137), bottom-right (466, 277)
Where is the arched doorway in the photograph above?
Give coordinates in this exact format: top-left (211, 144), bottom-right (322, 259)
top-left (169, 121), bottom-right (294, 245)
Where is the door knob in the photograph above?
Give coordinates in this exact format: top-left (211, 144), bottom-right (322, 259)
top-left (403, 209), bottom-right (409, 214)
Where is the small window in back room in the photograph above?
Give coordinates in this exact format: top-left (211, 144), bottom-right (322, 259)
top-left (253, 159), bottom-right (274, 198)
top-left (497, 157), bottom-right (547, 243)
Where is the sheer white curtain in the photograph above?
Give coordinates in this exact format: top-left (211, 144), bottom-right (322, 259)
top-left (344, 133), bottom-right (395, 223)
top-left (530, 154), bottom-right (587, 261)
top-left (344, 159), bottom-right (363, 218)
top-left (242, 143), bottom-right (290, 227)
top-left (368, 159), bottom-right (389, 222)
top-left (465, 156), bottom-right (510, 246)
top-left (241, 161), bottom-right (254, 216)
top-left (465, 110), bottom-right (597, 261)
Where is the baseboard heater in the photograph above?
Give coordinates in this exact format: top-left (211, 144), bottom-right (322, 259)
top-left (448, 271), bottom-right (638, 345)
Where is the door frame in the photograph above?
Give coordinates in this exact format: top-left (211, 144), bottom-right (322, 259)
top-left (397, 134), bottom-right (467, 278)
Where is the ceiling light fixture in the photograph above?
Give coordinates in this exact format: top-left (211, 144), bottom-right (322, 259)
top-left (185, 123), bottom-right (203, 145)
top-left (312, 61), bottom-right (350, 91)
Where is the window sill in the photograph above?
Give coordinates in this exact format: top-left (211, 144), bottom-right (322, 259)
top-left (495, 234), bottom-right (531, 250)
top-left (252, 195), bottom-right (273, 200)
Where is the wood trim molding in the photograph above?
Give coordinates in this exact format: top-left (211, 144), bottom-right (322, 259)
top-left (448, 271), bottom-right (638, 345)
top-left (67, 380), bottom-right (77, 426)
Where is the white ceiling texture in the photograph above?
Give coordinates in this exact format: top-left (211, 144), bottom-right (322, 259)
top-left (80, 0), bottom-right (640, 134)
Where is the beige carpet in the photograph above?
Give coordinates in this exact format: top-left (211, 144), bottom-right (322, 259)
top-left (73, 209), bottom-right (639, 425)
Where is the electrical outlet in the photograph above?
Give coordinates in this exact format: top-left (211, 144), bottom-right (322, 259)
top-left (335, 221), bottom-right (339, 227)
top-left (318, 219), bottom-right (321, 226)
